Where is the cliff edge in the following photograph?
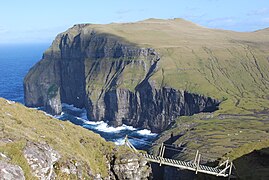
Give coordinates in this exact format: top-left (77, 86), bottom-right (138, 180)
top-left (24, 20), bottom-right (222, 133)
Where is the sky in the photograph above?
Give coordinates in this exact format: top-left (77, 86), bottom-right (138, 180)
top-left (1, 0), bottom-right (269, 43)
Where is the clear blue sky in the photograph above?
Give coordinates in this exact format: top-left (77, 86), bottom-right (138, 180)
top-left (1, 0), bottom-right (269, 43)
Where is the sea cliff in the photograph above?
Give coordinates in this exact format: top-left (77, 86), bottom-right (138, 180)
top-left (24, 23), bottom-right (219, 133)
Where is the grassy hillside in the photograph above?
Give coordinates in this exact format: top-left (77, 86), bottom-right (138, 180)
top-left (74, 18), bottom-right (269, 115)
top-left (0, 98), bottom-right (131, 179)
top-left (75, 18), bottom-right (269, 172)
top-left (153, 113), bottom-right (269, 160)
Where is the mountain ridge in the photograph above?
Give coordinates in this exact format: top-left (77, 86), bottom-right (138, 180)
top-left (75, 18), bottom-right (269, 34)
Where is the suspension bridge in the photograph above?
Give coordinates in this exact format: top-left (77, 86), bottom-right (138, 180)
top-left (124, 135), bottom-right (235, 179)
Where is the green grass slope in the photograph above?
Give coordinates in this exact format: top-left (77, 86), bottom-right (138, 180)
top-left (77, 18), bottom-right (269, 114)
top-left (0, 98), bottom-right (129, 178)
top-left (77, 18), bottom-right (269, 176)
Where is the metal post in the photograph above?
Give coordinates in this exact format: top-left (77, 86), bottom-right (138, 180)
top-left (216, 159), bottom-right (229, 169)
top-left (161, 146), bottom-right (166, 158)
top-left (196, 154), bottom-right (201, 174)
top-left (124, 135), bottom-right (128, 146)
top-left (159, 143), bottom-right (163, 166)
top-left (159, 143), bottom-right (165, 166)
top-left (159, 143), bottom-right (164, 157)
top-left (194, 150), bottom-right (199, 165)
top-left (228, 162), bottom-right (233, 180)
top-left (225, 159), bottom-right (229, 169)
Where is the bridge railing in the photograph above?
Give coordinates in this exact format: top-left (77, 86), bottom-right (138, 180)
top-left (123, 135), bottom-right (234, 178)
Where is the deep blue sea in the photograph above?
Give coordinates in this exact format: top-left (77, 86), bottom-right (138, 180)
top-left (0, 44), bottom-right (48, 103)
top-left (0, 44), bottom-right (157, 149)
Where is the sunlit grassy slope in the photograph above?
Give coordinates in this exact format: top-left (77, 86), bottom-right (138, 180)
top-left (79, 18), bottom-right (269, 114)
top-left (0, 98), bottom-right (127, 178)
top-left (78, 18), bottom-right (269, 162)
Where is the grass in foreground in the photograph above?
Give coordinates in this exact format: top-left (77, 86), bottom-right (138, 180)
top-left (0, 98), bottom-right (127, 178)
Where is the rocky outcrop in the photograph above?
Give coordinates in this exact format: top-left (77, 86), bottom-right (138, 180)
top-left (1, 140), bottom-right (151, 180)
top-left (24, 24), bottom-right (220, 132)
top-left (0, 148), bottom-right (25, 180)
top-left (23, 142), bottom-right (61, 180)
top-left (11, 141), bottom-right (151, 180)
top-left (0, 161), bottom-right (25, 180)
top-left (110, 152), bottom-right (151, 180)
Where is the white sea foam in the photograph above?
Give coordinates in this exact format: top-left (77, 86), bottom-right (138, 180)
top-left (41, 111), bottom-right (66, 119)
top-left (34, 103), bottom-right (158, 148)
top-left (114, 138), bottom-right (125, 145)
top-left (30, 107), bottom-right (39, 111)
top-left (113, 138), bottom-right (140, 147)
top-left (42, 111), bottom-right (54, 118)
top-left (39, 103), bottom-right (158, 148)
top-left (94, 122), bottom-right (136, 132)
top-left (82, 120), bottom-right (103, 125)
top-left (54, 112), bottom-right (65, 119)
top-left (123, 124), bottom-right (136, 131)
top-left (77, 117), bottom-right (86, 121)
top-left (136, 129), bottom-right (157, 136)
top-left (61, 104), bottom-right (141, 132)
top-left (6, 100), bottom-right (15, 104)
top-left (81, 119), bottom-right (139, 134)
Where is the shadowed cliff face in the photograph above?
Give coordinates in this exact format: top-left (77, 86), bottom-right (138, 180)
top-left (233, 147), bottom-right (269, 179)
top-left (102, 83), bottom-right (219, 132)
top-left (24, 24), bottom-right (219, 132)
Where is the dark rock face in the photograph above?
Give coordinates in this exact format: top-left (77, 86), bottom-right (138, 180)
top-left (45, 84), bottom-right (62, 115)
top-left (103, 85), bottom-right (219, 132)
top-left (151, 163), bottom-right (196, 180)
top-left (24, 24), bottom-right (219, 132)
top-left (233, 147), bottom-right (269, 179)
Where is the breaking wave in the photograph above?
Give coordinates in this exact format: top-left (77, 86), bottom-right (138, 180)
top-left (46, 103), bottom-right (158, 149)
top-left (94, 122), bottom-right (136, 133)
top-left (136, 129), bottom-right (157, 136)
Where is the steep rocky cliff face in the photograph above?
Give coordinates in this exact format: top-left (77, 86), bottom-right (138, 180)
top-left (24, 24), bottom-right (219, 132)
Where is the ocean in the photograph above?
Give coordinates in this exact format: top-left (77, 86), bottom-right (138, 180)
top-left (0, 44), bottom-right (157, 149)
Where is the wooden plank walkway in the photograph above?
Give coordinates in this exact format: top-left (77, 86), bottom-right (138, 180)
top-left (124, 136), bottom-right (233, 178)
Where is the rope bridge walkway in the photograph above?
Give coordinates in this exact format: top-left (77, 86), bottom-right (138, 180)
top-left (124, 135), bottom-right (234, 178)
